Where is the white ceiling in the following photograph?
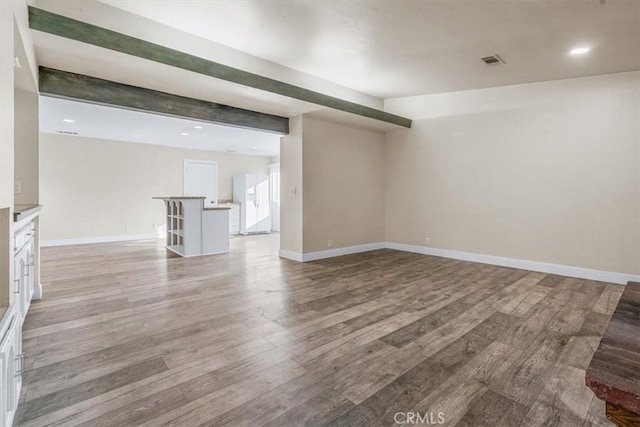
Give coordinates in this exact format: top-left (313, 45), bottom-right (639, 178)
top-left (31, 0), bottom-right (640, 143)
top-left (31, 31), bottom-right (322, 119)
top-left (101, 0), bottom-right (640, 98)
top-left (39, 97), bottom-right (281, 157)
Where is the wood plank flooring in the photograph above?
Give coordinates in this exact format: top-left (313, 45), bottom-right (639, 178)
top-left (16, 234), bottom-right (622, 426)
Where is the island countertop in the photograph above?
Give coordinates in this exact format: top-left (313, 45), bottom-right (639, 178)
top-left (152, 197), bottom-right (231, 210)
top-left (152, 196), bottom-right (205, 200)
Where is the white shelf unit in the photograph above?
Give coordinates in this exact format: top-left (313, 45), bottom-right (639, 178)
top-left (162, 198), bottom-right (202, 257)
top-left (157, 197), bottom-right (230, 257)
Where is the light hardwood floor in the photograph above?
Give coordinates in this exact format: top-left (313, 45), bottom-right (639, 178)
top-left (16, 234), bottom-right (621, 426)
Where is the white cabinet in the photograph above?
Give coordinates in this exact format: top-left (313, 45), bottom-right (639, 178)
top-left (0, 312), bottom-right (23, 427)
top-left (1, 211), bottom-right (38, 427)
top-left (13, 222), bottom-right (35, 324)
top-left (12, 249), bottom-right (26, 322)
top-left (228, 204), bottom-right (240, 235)
top-left (201, 209), bottom-right (230, 255)
top-left (26, 238), bottom-right (35, 304)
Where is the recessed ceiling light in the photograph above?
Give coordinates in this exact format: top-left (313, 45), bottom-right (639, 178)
top-left (62, 118), bottom-right (75, 123)
top-left (181, 132), bottom-right (189, 136)
top-left (251, 147), bottom-right (257, 150)
top-left (194, 125), bottom-right (203, 129)
top-left (569, 47), bottom-right (591, 55)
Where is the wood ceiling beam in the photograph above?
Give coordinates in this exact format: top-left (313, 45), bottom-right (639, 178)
top-left (29, 6), bottom-right (412, 129)
top-left (39, 67), bottom-right (290, 135)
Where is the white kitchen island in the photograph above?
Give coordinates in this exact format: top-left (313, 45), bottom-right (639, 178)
top-left (153, 196), bottom-right (230, 257)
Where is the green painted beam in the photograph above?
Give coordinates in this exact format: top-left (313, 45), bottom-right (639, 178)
top-left (29, 6), bottom-right (412, 129)
top-left (39, 67), bottom-right (290, 134)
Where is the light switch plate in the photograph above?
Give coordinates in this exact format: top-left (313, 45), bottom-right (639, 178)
top-left (14, 181), bottom-right (23, 194)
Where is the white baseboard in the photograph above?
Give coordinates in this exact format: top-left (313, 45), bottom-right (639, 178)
top-left (41, 233), bottom-right (159, 247)
top-left (32, 283), bottom-right (43, 300)
top-left (279, 249), bottom-right (304, 262)
top-left (385, 242), bottom-right (640, 285)
top-left (302, 242), bottom-right (387, 262)
top-left (279, 240), bottom-right (639, 285)
top-left (279, 242), bottom-right (386, 262)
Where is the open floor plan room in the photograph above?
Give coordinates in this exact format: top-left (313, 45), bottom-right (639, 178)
top-left (16, 236), bottom-right (623, 426)
top-left (1, 0), bottom-right (639, 426)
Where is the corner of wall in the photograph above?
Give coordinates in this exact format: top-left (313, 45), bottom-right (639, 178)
top-left (279, 115), bottom-right (304, 254)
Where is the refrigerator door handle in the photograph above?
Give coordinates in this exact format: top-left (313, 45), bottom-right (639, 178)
top-left (255, 185), bottom-right (259, 208)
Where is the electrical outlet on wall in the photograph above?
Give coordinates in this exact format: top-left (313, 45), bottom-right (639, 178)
top-left (425, 237), bottom-right (431, 246)
top-left (328, 239), bottom-right (333, 248)
top-left (126, 226), bottom-right (132, 233)
top-left (14, 181), bottom-right (22, 194)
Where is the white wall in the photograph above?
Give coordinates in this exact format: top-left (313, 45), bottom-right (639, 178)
top-left (279, 116), bottom-right (303, 254)
top-left (0, 2), bottom-right (16, 312)
top-left (385, 71), bottom-right (640, 276)
top-left (302, 116), bottom-right (385, 253)
top-left (1, 0), bottom-right (38, 311)
top-left (14, 88), bottom-right (39, 205)
top-left (39, 133), bottom-right (270, 242)
top-left (279, 115), bottom-right (386, 258)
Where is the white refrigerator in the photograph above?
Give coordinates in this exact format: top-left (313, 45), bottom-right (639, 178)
top-left (233, 173), bottom-right (271, 234)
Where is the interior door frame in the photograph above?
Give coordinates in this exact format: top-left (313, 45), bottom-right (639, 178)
top-left (183, 159), bottom-right (218, 205)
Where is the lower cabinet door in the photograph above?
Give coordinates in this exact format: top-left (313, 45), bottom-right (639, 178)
top-left (27, 239), bottom-right (36, 302)
top-left (13, 247), bottom-right (27, 323)
top-left (1, 327), bottom-right (16, 427)
top-left (0, 319), bottom-right (22, 427)
top-left (23, 244), bottom-right (34, 312)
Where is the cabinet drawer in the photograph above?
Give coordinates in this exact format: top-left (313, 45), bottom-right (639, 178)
top-left (14, 230), bottom-right (30, 253)
top-left (14, 222), bottom-right (35, 253)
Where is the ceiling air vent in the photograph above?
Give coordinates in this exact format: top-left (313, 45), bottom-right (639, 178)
top-left (481, 54), bottom-right (505, 66)
top-left (58, 131), bottom-right (78, 135)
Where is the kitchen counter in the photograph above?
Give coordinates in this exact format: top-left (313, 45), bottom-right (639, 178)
top-left (14, 204), bottom-right (41, 222)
